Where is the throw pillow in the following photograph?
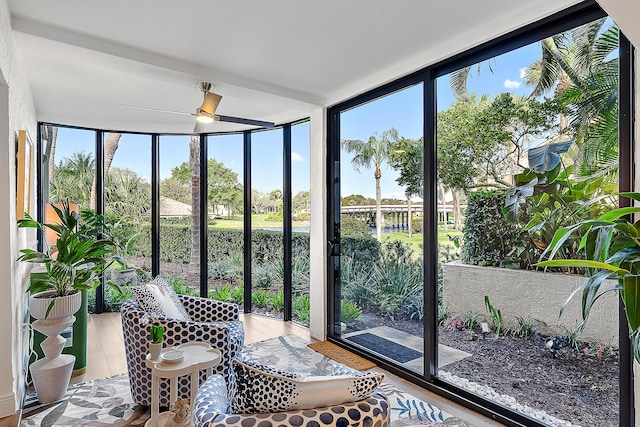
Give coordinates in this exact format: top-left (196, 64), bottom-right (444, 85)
top-left (231, 359), bottom-right (383, 414)
top-left (131, 276), bottom-right (191, 321)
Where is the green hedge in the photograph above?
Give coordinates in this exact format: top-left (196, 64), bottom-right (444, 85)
top-left (134, 224), bottom-right (380, 265)
top-left (460, 190), bottom-right (530, 267)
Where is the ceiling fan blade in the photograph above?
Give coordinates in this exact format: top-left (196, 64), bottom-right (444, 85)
top-left (193, 120), bottom-right (207, 133)
top-left (216, 115), bottom-right (275, 128)
top-left (121, 104), bottom-right (194, 117)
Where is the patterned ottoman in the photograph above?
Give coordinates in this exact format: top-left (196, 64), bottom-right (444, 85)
top-left (192, 374), bottom-right (390, 427)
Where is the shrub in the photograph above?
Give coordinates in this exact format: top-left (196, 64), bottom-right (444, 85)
top-left (340, 216), bottom-right (371, 238)
top-left (341, 300), bottom-right (362, 326)
top-left (265, 211), bottom-right (283, 221)
top-left (212, 284), bottom-right (232, 302)
top-left (294, 213), bottom-right (310, 221)
top-left (251, 289), bottom-right (270, 307)
top-left (461, 190), bottom-right (532, 268)
top-left (269, 289), bottom-right (285, 311)
top-left (411, 217), bottom-right (423, 234)
top-left (165, 274), bottom-right (199, 297)
top-left (292, 294), bottom-right (311, 326)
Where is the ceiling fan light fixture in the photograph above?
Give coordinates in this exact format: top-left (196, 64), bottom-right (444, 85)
top-left (196, 90), bottom-right (222, 123)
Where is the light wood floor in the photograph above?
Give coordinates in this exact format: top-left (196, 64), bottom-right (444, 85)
top-left (2, 312), bottom-right (505, 427)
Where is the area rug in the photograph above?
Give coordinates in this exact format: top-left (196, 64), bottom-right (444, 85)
top-left (21, 335), bottom-right (474, 426)
top-left (307, 340), bottom-right (377, 370)
top-left (21, 375), bottom-right (149, 426)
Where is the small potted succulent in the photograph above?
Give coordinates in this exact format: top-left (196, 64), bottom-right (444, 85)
top-left (143, 318), bottom-right (165, 360)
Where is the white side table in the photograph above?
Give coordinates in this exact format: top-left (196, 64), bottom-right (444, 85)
top-left (144, 342), bottom-right (221, 427)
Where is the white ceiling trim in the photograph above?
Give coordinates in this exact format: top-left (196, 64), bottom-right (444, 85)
top-left (11, 14), bottom-right (324, 108)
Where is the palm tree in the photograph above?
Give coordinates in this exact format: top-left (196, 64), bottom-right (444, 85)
top-left (50, 151), bottom-right (95, 206)
top-left (521, 18), bottom-right (618, 175)
top-left (189, 135), bottom-right (201, 274)
top-left (343, 128), bottom-right (400, 241)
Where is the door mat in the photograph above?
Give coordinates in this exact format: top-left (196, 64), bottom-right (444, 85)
top-left (307, 340), bottom-right (377, 370)
top-left (346, 332), bottom-right (422, 363)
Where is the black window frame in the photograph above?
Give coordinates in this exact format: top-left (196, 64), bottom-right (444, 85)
top-left (326, 1), bottom-right (634, 426)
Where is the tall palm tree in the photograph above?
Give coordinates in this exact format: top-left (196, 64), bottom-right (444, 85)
top-left (522, 18), bottom-right (618, 175)
top-left (189, 136), bottom-right (201, 274)
top-left (343, 128), bottom-right (400, 241)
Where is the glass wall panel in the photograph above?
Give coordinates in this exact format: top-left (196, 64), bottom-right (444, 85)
top-left (103, 132), bottom-right (152, 309)
top-left (291, 122), bottom-right (311, 326)
top-left (207, 134), bottom-right (245, 305)
top-left (159, 135), bottom-right (200, 294)
top-left (337, 84), bottom-right (424, 373)
top-left (251, 129), bottom-right (284, 317)
top-left (435, 18), bottom-right (619, 426)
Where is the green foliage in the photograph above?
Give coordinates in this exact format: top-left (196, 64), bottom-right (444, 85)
top-left (484, 296), bottom-right (502, 338)
top-left (559, 326), bottom-right (582, 351)
top-left (340, 300), bottom-right (362, 326)
top-left (340, 216), bottom-right (372, 239)
top-left (536, 192), bottom-right (640, 362)
top-left (292, 295), bottom-right (311, 326)
top-left (342, 194), bottom-right (375, 206)
top-left (437, 304), bottom-right (452, 326)
top-left (461, 190), bottom-right (532, 268)
top-left (251, 289), bottom-right (270, 308)
top-left (165, 275), bottom-right (199, 297)
top-left (212, 284), bottom-right (233, 302)
top-left (150, 324), bottom-right (164, 344)
top-left (265, 211), bottom-right (283, 221)
top-left (512, 316), bottom-right (533, 338)
top-left (294, 213), bottom-right (310, 221)
top-left (269, 289), bottom-right (285, 312)
top-left (411, 217), bottom-right (423, 234)
top-left (18, 201), bottom-right (121, 304)
top-left (388, 137), bottom-right (423, 199)
top-left (464, 310), bottom-right (483, 332)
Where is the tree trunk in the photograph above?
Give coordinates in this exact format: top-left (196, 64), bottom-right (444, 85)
top-left (439, 182), bottom-right (448, 232)
top-left (452, 188), bottom-right (462, 231)
top-left (407, 197), bottom-right (413, 238)
top-left (375, 176), bottom-right (382, 241)
top-left (44, 126), bottom-right (58, 205)
top-left (189, 136), bottom-right (201, 274)
top-left (90, 133), bottom-right (121, 210)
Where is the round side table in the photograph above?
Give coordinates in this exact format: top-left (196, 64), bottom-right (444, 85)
top-left (144, 342), bottom-right (221, 427)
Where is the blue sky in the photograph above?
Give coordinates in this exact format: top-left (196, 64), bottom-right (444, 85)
top-left (53, 36), bottom-right (550, 202)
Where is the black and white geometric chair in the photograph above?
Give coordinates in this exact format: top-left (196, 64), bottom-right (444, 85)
top-left (121, 295), bottom-right (244, 407)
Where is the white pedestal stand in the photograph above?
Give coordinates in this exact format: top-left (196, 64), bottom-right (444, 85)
top-left (29, 316), bottom-right (76, 404)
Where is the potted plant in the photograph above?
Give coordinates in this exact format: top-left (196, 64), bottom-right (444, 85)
top-left (18, 200), bottom-right (122, 318)
top-left (536, 192), bottom-right (640, 361)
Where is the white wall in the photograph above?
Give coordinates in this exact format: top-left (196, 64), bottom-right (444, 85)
top-left (596, 0), bottom-right (640, 48)
top-left (0, 0), bottom-right (37, 417)
top-left (309, 108), bottom-right (327, 341)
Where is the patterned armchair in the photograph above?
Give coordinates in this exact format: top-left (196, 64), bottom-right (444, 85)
top-left (121, 295), bottom-right (244, 407)
top-left (192, 374), bottom-right (390, 427)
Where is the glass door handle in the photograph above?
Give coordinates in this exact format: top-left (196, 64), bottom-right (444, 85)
top-left (327, 241), bottom-right (340, 256)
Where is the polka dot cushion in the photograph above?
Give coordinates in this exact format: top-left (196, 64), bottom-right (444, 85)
top-left (193, 374), bottom-right (390, 427)
top-left (130, 276), bottom-right (191, 321)
top-left (231, 359), bottom-right (385, 413)
top-left (121, 296), bottom-right (244, 407)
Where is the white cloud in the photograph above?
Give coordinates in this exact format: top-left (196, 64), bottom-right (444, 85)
top-left (504, 79), bottom-right (522, 89)
top-left (519, 67), bottom-right (527, 79)
top-left (292, 151), bottom-right (304, 162)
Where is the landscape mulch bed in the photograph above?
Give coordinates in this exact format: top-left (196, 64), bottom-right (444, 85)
top-left (357, 315), bottom-right (619, 427)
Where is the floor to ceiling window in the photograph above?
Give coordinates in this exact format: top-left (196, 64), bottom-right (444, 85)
top-left (334, 84), bottom-right (424, 373)
top-left (207, 133), bottom-right (245, 304)
top-left (328, 4), bottom-right (631, 426)
top-left (291, 121), bottom-right (311, 326)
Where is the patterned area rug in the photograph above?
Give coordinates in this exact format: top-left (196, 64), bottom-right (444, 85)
top-left (21, 335), bottom-right (474, 426)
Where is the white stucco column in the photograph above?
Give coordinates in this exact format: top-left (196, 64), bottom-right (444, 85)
top-left (309, 108), bottom-right (327, 340)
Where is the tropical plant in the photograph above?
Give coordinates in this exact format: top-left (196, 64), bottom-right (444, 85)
top-left (484, 296), bottom-right (503, 338)
top-left (251, 289), bottom-right (270, 308)
top-left (522, 18), bottom-right (619, 175)
top-left (150, 323), bottom-right (164, 344)
top-left (536, 192), bottom-right (640, 362)
top-left (269, 289), bottom-right (285, 312)
top-left (292, 295), bottom-right (310, 325)
top-left (342, 128), bottom-right (400, 241)
top-left (18, 201), bottom-right (122, 316)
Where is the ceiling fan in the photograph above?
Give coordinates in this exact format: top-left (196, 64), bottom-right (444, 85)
top-left (122, 82), bottom-right (275, 132)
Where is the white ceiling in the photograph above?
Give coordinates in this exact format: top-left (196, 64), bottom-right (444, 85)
top-left (8, 0), bottom-right (581, 134)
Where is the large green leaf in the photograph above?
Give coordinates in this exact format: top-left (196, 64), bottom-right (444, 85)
top-left (536, 259), bottom-right (629, 275)
top-left (622, 275), bottom-right (640, 333)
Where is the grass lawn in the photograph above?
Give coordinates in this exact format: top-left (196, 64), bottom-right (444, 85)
top-left (382, 226), bottom-right (462, 254)
top-left (211, 214), bottom-right (309, 229)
